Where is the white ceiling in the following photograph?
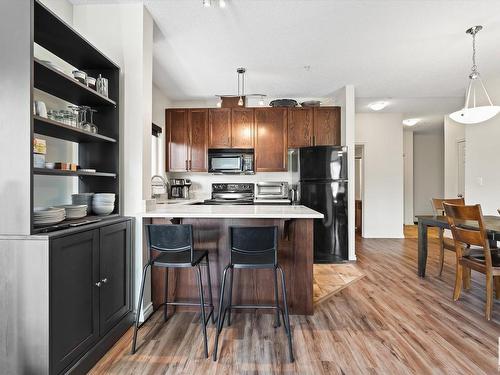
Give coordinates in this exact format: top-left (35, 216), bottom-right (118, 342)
top-left (71, 0), bottom-right (500, 131)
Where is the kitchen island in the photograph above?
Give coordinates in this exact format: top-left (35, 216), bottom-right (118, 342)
top-left (138, 205), bottom-right (323, 315)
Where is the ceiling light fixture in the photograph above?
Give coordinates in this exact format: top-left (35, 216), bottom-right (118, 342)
top-left (449, 25), bottom-right (500, 124)
top-left (368, 101), bottom-right (388, 111)
top-left (402, 118), bottom-right (419, 126)
top-left (215, 68), bottom-right (266, 108)
top-left (203, 0), bottom-right (211, 7)
top-left (219, 0), bottom-right (226, 8)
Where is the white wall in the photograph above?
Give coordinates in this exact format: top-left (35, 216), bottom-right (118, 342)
top-left (462, 79), bottom-right (500, 214)
top-left (444, 116), bottom-right (465, 198)
top-left (413, 130), bottom-right (444, 216)
top-left (403, 130), bottom-right (414, 224)
top-left (152, 84), bottom-right (172, 176)
top-left (355, 113), bottom-right (404, 238)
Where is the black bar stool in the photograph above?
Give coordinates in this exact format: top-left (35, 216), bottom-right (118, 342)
top-left (131, 224), bottom-right (215, 357)
top-left (212, 226), bottom-right (294, 362)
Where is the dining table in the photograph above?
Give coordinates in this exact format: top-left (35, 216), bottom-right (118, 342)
top-left (416, 215), bottom-right (500, 277)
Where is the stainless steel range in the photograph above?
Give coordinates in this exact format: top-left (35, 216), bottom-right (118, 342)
top-left (203, 183), bottom-right (254, 205)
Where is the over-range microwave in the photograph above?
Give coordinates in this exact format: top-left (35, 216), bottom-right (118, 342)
top-left (208, 149), bottom-right (254, 174)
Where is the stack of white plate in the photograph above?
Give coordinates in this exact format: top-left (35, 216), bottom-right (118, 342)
top-left (72, 193), bottom-right (94, 214)
top-left (93, 193), bottom-right (115, 215)
top-left (57, 204), bottom-right (87, 219)
top-left (33, 207), bottom-right (66, 226)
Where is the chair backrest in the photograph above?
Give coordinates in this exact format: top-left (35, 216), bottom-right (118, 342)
top-left (229, 226), bottom-right (278, 266)
top-left (443, 203), bottom-right (493, 267)
top-left (431, 197), bottom-right (465, 216)
top-left (146, 224), bottom-right (194, 262)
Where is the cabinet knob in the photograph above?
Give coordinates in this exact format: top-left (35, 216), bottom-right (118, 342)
top-left (95, 281), bottom-right (102, 287)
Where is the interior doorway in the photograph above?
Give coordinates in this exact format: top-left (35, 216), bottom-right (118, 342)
top-left (457, 139), bottom-right (465, 198)
top-left (355, 144), bottom-right (365, 236)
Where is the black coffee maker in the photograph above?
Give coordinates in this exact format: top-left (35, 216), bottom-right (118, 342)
top-left (169, 179), bottom-right (192, 199)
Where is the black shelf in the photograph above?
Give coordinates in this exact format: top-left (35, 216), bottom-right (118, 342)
top-left (34, 58), bottom-right (116, 107)
top-left (34, 0), bottom-right (118, 70)
top-left (33, 115), bottom-right (116, 143)
top-left (32, 214), bottom-right (120, 234)
top-left (34, 168), bottom-right (116, 178)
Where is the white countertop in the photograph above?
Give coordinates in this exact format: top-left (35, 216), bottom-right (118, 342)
top-left (138, 204), bottom-right (323, 219)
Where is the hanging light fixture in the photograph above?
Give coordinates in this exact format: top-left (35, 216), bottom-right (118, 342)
top-left (449, 26), bottom-right (500, 124)
top-left (215, 68), bottom-right (266, 108)
top-left (237, 68), bottom-right (245, 106)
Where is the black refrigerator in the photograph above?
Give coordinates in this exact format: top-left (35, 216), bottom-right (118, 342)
top-left (298, 146), bottom-right (348, 263)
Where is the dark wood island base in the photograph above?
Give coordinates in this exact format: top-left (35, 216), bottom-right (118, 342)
top-left (148, 218), bottom-right (314, 315)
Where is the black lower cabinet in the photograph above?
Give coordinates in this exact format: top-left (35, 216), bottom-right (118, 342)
top-left (51, 230), bottom-right (100, 374)
top-left (50, 218), bottom-right (132, 374)
top-left (99, 221), bottom-right (131, 335)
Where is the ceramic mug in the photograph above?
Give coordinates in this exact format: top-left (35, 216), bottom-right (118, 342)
top-left (35, 101), bottom-right (47, 118)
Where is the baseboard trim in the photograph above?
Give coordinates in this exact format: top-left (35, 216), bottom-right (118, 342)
top-left (142, 301), bottom-right (154, 321)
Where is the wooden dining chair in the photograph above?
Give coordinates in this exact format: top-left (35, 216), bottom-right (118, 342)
top-left (443, 203), bottom-right (500, 320)
top-left (431, 198), bottom-right (465, 276)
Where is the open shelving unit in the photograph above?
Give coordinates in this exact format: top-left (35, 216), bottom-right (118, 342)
top-left (32, 0), bottom-right (121, 234)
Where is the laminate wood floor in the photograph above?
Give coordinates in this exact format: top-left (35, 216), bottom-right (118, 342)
top-left (90, 236), bottom-right (500, 374)
top-left (313, 263), bottom-right (365, 305)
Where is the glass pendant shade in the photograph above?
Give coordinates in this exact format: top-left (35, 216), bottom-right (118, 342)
top-left (449, 76), bottom-right (500, 124)
top-left (450, 105), bottom-right (500, 124)
top-left (449, 25), bottom-right (499, 125)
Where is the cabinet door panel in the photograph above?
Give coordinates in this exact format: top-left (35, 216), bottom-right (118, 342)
top-left (167, 109), bottom-right (188, 171)
top-left (50, 230), bottom-right (99, 374)
top-left (209, 108), bottom-right (231, 148)
top-left (99, 221), bottom-right (131, 335)
top-left (231, 108), bottom-right (254, 148)
top-left (288, 108), bottom-right (313, 148)
top-left (313, 107), bottom-right (341, 146)
top-left (189, 109), bottom-right (208, 171)
top-left (255, 108), bottom-right (288, 172)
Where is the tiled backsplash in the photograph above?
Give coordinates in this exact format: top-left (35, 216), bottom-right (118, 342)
top-left (167, 150), bottom-right (299, 198)
top-left (166, 171), bottom-right (293, 199)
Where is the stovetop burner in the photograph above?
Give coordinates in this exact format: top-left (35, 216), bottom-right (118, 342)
top-left (205, 183), bottom-right (255, 205)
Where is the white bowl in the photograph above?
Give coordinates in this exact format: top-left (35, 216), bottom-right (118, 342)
top-left (92, 205), bottom-right (114, 215)
top-left (94, 193), bottom-right (115, 198)
top-left (93, 198), bottom-right (115, 203)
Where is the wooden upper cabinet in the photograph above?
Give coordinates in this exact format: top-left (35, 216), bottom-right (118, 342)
top-left (188, 109), bottom-right (208, 172)
top-left (208, 108), bottom-right (231, 148)
top-left (231, 108), bottom-right (254, 148)
top-left (313, 106), bottom-right (341, 146)
top-left (287, 108), bottom-right (313, 148)
top-left (255, 108), bottom-right (288, 172)
top-left (166, 109), bottom-right (188, 172)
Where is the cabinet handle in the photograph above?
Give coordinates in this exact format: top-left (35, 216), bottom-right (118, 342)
top-left (95, 281), bottom-right (102, 287)
top-left (189, 160), bottom-right (192, 170)
top-left (101, 278), bottom-right (108, 284)
top-left (185, 160), bottom-right (188, 170)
